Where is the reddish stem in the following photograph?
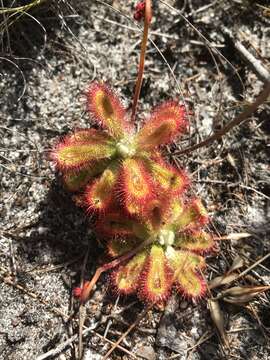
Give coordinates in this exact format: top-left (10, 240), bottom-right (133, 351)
top-left (80, 237), bottom-right (153, 303)
top-left (131, 0), bottom-right (152, 123)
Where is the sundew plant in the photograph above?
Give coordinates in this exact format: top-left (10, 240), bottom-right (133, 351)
top-left (52, 82), bottom-right (188, 217)
top-left (51, 0), bottom-right (214, 306)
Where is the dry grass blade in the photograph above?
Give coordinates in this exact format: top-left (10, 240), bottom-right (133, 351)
top-left (0, 0), bottom-right (48, 48)
top-left (36, 324), bottom-right (97, 360)
top-left (209, 255), bottom-right (245, 289)
top-left (208, 299), bottom-right (228, 347)
top-left (94, 332), bottom-right (138, 359)
top-left (221, 26), bottom-right (270, 83)
top-left (0, 57), bottom-right (26, 101)
top-left (256, 4), bottom-right (270, 16)
top-left (209, 253), bottom-right (270, 291)
top-left (222, 285), bottom-right (270, 297)
top-left (78, 304), bottom-right (86, 359)
top-left (0, 0), bottom-right (47, 14)
top-left (78, 247), bottom-right (90, 359)
top-left (159, 0), bottom-right (244, 82)
top-left (220, 285), bottom-right (270, 305)
top-left (209, 273), bottom-right (239, 290)
top-left (235, 252), bottom-right (270, 281)
top-left (0, 271), bottom-right (70, 321)
top-left (224, 294), bottom-right (261, 305)
top-left (228, 255), bottom-right (245, 274)
top-left (215, 233), bottom-right (252, 241)
top-left (102, 305), bottom-right (152, 360)
top-left (175, 81), bottom-right (270, 155)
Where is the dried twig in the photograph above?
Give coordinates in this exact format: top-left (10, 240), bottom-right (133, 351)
top-left (221, 26), bottom-right (270, 83)
top-left (0, 270), bottom-right (70, 321)
top-left (94, 332), bottom-right (138, 359)
top-left (174, 81), bottom-right (270, 155)
top-left (102, 305), bottom-right (152, 360)
top-left (36, 324), bottom-right (98, 360)
top-left (78, 248), bottom-right (90, 359)
top-left (234, 252), bottom-right (270, 282)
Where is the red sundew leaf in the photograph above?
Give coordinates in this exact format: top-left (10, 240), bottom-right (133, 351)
top-left (111, 251), bottom-right (148, 295)
top-left (136, 101), bottom-right (187, 150)
top-left (168, 250), bottom-right (206, 299)
top-left (86, 82), bottom-right (132, 139)
top-left (120, 158), bottom-right (155, 216)
top-left (175, 270), bottom-right (206, 299)
top-left (191, 199), bottom-right (209, 225)
top-left (96, 212), bottom-right (136, 238)
top-left (169, 199), bottom-right (184, 226)
top-left (142, 196), bottom-right (171, 231)
top-left (63, 169), bottom-right (94, 192)
top-left (53, 142), bottom-right (115, 171)
top-left (175, 198), bottom-right (209, 231)
top-left (107, 237), bottom-right (143, 258)
top-left (175, 231), bottom-right (215, 254)
top-left (52, 129), bottom-right (115, 171)
top-left (63, 160), bottom-right (109, 192)
top-left (169, 250), bottom-right (206, 270)
top-left (85, 166), bottom-right (119, 214)
top-left (149, 155), bottom-right (189, 196)
top-left (67, 128), bottom-right (112, 144)
top-left (138, 245), bottom-right (173, 304)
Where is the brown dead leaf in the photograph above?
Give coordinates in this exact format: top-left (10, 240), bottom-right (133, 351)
top-left (209, 255), bottom-right (245, 289)
top-left (208, 299), bottom-right (228, 347)
top-left (216, 233), bottom-right (252, 241)
top-left (209, 272), bottom-right (239, 290)
top-left (220, 285), bottom-right (270, 305)
top-left (227, 153), bottom-right (237, 168)
top-left (223, 294), bottom-right (259, 304)
top-left (222, 285), bottom-right (270, 297)
top-left (227, 255), bottom-right (245, 274)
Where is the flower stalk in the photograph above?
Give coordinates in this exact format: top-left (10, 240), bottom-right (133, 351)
top-left (131, 0), bottom-right (152, 123)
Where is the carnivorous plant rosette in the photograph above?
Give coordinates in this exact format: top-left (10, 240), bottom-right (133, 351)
top-left (95, 195), bottom-right (215, 304)
top-left (51, 82), bottom-right (188, 216)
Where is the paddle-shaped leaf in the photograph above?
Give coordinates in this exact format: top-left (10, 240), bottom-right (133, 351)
top-left (121, 158), bottom-right (154, 215)
top-left (112, 251), bottom-right (147, 294)
top-left (86, 82), bottom-right (132, 139)
top-left (85, 166), bottom-right (119, 213)
top-left (139, 245), bottom-right (173, 303)
top-left (52, 129), bottom-right (115, 171)
top-left (168, 249), bottom-right (206, 298)
top-left (136, 101), bottom-right (187, 149)
top-left (175, 231), bottom-right (214, 253)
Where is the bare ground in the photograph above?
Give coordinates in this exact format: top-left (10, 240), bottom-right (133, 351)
top-left (0, 1), bottom-right (270, 359)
